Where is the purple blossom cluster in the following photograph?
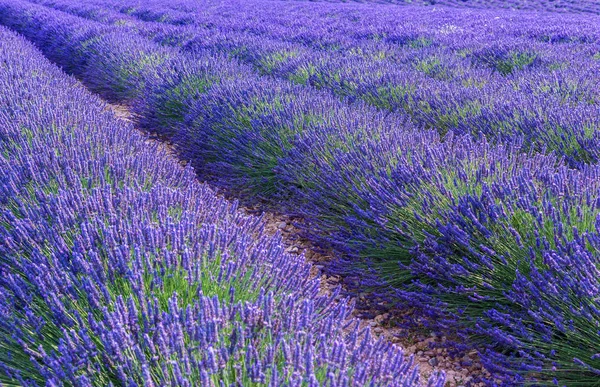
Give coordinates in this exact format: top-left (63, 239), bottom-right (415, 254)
top-left (2, 0), bottom-right (600, 385)
top-left (32, 0), bottom-right (600, 167)
top-left (297, 0), bottom-right (600, 15)
top-left (0, 24), bottom-right (439, 386)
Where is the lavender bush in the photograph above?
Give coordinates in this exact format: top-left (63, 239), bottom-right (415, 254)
top-left (0, 25), bottom-right (438, 387)
top-left (2, 0), bottom-right (600, 385)
top-left (35, 0), bottom-right (600, 167)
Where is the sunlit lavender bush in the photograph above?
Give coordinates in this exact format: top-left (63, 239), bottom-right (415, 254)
top-left (2, 0), bottom-right (600, 385)
top-left (0, 25), bottom-right (440, 387)
top-left (33, 0), bottom-right (600, 167)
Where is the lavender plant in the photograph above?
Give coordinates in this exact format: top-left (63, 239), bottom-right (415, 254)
top-left (0, 25), bottom-right (438, 387)
top-left (3, 0), bottom-right (600, 385)
top-left (38, 0), bottom-right (600, 166)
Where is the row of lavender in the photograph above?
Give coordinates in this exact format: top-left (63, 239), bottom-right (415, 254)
top-left (2, 0), bottom-right (600, 385)
top-left (0, 24), bottom-right (437, 386)
top-left (283, 0), bottom-right (600, 15)
top-left (32, 0), bottom-right (600, 167)
top-left (68, 0), bottom-right (600, 56)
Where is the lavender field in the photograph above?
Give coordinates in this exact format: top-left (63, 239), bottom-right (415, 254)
top-left (1, 0), bottom-right (599, 386)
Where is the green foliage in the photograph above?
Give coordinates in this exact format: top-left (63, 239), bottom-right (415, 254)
top-left (157, 75), bottom-right (214, 127)
top-left (258, 49), bottom-right (298, 74)
top-left (495, 51), bottom-right (538, 75)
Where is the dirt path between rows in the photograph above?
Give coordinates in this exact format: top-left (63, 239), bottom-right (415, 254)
top-left (104, 102), bottom-right (488, 387)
